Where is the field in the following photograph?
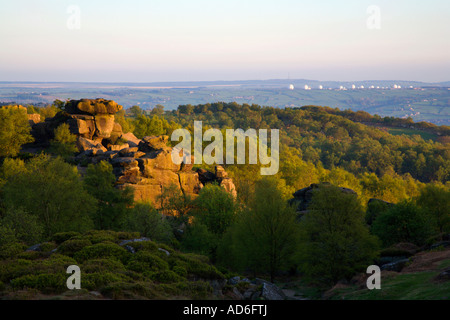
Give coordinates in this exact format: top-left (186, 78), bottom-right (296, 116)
top-left (1, 81), bottom-right (449, 125)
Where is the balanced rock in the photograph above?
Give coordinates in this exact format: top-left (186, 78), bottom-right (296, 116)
top-left (65, 98), bottom-right (122, 115)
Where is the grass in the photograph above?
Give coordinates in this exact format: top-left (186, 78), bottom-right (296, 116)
top-left (327, 259), bottom-right (450, 300)
top-left (388, 128), bottom-right (437, 141)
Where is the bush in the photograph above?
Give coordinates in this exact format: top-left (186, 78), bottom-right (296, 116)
top-left (178, 254), bottom-right (224, 280)
top-left (73, 243), bottom-right (130, 264)
top-left (82, 258), bottom-right (126, 274)
top-left (2, 207), bottom-right (44, 245)
top-left (125, 203), bottom-right (174, 244)
top-left (380, 248), bottom-right (414, 258)
top-left (127, 251), bottom-right (169, 273)
top-left (149, 270), bottom-right (183, 283)
top-left (52, 232), bottom-right (81, 245)
top-left (58, 239), bottom-right (92, 256)
top-left (83, 230), bottom-right (118, 244)
top-left (0, 259), bottom-right (33, 282)
top-left (83, 272), bottom-right (128, 291)
top-left (11, 273), bottom-right (66, 293)
top-left (371, 200), bottom-right (437, 247)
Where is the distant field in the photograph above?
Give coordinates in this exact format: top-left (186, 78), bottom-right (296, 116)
top-left (388, 128), bottom-right (438, 141)
top-left (1, 81), bottom-right (449, 125)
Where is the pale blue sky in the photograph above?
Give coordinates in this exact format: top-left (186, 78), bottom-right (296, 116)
top-left (0, 0), bottom-right (449, 82)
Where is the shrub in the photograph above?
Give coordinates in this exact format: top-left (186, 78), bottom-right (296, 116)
top-left (126, 251), bottom-right (169, 273)
top-left (58, 239), bottom-right (92, 256)
top-left (82, 272), bottom-right (127, 291)
top-left (126, 240), bottom-right (158, 253)
top-left (83, 230), bottom-right (118, 244)
top-left (149, 270), bottom-right (183, 283)
top-left (73, 243), bottom-right (130, 264)
top-left (82, 259), bottom-right (126, 274)
top-left (52, 232), bottom-right (81, 245)
top-left (371, 200), bottom-right (437, 247)
top-left (172, 266), bottom-right (187, 278)
top-left (0, 259), bottom-right (33, 282)
top-left (380, 248), bottom-right (414, 258)
top-left (178, 254), bottom-right (224, 280)
top-left (11, 273), bottom-right (66, 293)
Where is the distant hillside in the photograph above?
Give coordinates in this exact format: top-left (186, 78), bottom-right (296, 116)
top-left (1, 79), bottom-right (449, 125)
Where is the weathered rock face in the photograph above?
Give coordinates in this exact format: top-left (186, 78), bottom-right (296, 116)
top-left (288, 182), bottom-right (357, 214)
top-left (30, 98), bottom-right (125, 148)
top-left (112, 138), bottom-right (235, 208)
top-left (65, 98), bottom-right (122, 115)
top-left (28, 98), bottom-right (237, 209)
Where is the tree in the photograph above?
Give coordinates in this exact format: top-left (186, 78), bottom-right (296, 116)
top-left (150, 104), bottom-right (165, 116)
top-left (2, 154), bottom-right (95, 236)
top-left (297, 185), bottom-right (379, 284)
top-left (1, 207), bottom-right (44, 245)
top-left (124, 203), bottom-right (173, 244)
top-left (0, 106), bottom-right (34, 157)
top-left (83, 161), bottom-right (134, 230)
top-left (191, 184), bottom-right (237, 236)
top-left (371, 200), bottom-right (437, 247)
top-left (220, 177), bottom-right (299, 282)
top-left (49, 123), bottom-right (78, 158)
top-left (128, 105), bottom-right (143, 118)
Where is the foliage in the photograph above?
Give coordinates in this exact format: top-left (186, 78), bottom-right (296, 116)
top-left (297, 185), bottom-right (380, 284)
top-left (83, 161), bottom-right (134, 230)
top-left (49, 123), bottom-right (78, 158)
top-left (124, 203), bottom-right (173, 244)
top-left (1, 207), bottom-right (44, 245)
top-left (2, 154), bottom-right (96, 236)
top-left (0, 106), bottom-right (34, 157)
top-left (219, 177), bottom-right (299, 282)
top-left (416, 184), bottom-right (450, 233)
top-left (371, 200), bottom-right (437, 247)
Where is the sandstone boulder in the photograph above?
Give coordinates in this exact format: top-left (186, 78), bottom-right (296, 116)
top-left (65, 98), bottom-right (122, 115)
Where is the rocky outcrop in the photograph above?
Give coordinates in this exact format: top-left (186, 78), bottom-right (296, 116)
top-left (30, 98), bottom-right (125, 149)
top-left (197, 166), bottom-right (237, 198)
top-left (28, 98), bottom-right (237, 209)
top-left (288, 182), bottom-right (357, 214)
top-left (112, 138), bottom-right (235, 208)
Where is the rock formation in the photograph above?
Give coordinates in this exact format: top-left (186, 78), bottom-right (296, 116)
top-left (288, 182), bottom-right (357, 216)
top-left (29, 98), bottom-right (237, 209)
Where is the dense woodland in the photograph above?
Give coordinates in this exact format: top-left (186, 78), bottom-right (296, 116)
top-left (0, 101), bottom-right (449, 298)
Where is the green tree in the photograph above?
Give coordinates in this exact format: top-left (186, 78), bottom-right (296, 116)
top-left (83, 160), bottom-right (134, 230)
top-left (49, 123), bottom-right (78, 158)
top-left (1, 207), bottom-right (44, 245)
top-left (128, 105), bottom-right (143, 118)
top-left (124, 203), bottom-right (173, 244)
top-left (0, 107), bottom-right (34, 157)
top-left (191, 184), bottom-right (237, 236)
top-left (297, 185), bottom-right (379, 284)
top-left (2, 154), bottom-right (95, 236)
top-left (221, 178), bottom-right (299, 282)
top-left (150, 104), bottom-right (165, 116)
top-left (372, 200), bottom-right (437, 247)
top-left (416, 184), bottom-right (450, 234)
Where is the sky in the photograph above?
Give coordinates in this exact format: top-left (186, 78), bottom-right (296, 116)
top-left (0, 0), bottom-right (449, 82)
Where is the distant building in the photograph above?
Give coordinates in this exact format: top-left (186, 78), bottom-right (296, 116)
top-left (289, 84), bottom-right (294, 90)
top-left (319, 85), bottom-right (323, 90)
top-left (304, 85), bottom-right (311, 90)
top-left (352, 84), bottom-right (356, 89)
